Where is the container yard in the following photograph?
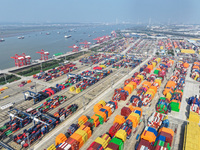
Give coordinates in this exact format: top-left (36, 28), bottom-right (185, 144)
top-left (0, 34), bottom-right (200, 150)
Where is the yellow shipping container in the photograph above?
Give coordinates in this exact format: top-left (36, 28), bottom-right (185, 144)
top-left (47, 144), bottom-right (56, 150)
top-left (105, 148), bottom-right (113, 150)
top-left (152, 62), bottom-right (156, 68)
top-left (98, 100), bottom-right (106, 106)
top-left (166, 92), bottom-right (172, 100)
top-left (154, 79), bottom-right (162, 86)
top-left (155, 58), bottom-right (161, 63)
top-left (101, 134), bottom-right (111, 144)
top-left (3, 95), bottom-right (9, 99)
top-left (76, 87), bottom-right (81, 93)
top-left (130, 112), bottom-right (140, 121)
top-left (99, 65), bottom-right (106, 69)
top-left (181, 49), bottom-right (195, 54)
top-left (115, 129), bottom-right (127, 142)
top-left (160, 46), bottom-right (163, 50)
top-left (126, 84), bottom-right (134, 92)
top-left (75, 129), bottom-right (88, 143)
top-left (95, 137), bottom-right (108, 148)
top-left (70, 86), bottom-right (75, 92)
top-left (2, 87), bottom-right (8, 90)
top-left (137, 75), bottom-right (144, 81)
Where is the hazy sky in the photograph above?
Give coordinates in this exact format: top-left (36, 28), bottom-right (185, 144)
top-left (0, 0), bottom-right (199, 24)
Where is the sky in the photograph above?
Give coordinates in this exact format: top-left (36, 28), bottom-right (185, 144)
top-left (0, 0), bottom-right (199, 24)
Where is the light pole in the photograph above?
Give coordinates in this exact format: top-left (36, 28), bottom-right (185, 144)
top-left (26, 133), bottom-right (30, 150)
top-left (40, 62), bottom-right (43, 72)
top-left (34, 82), bottom-right (37, 93)
top-left (3, 73), bottom-right (7, 84)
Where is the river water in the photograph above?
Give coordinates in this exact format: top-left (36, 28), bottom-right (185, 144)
top-left (0, 24), bottom-right (132, 69)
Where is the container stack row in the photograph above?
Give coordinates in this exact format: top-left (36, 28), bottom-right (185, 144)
top-left (87, 106), bottom-right (142, 150)
top-left (190, 61), bottom-right (200, 82)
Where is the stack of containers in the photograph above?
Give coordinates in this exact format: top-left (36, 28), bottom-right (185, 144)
top-left (93, 100), bottom-right (106, 112)
top-left (147, 112), bottom-right (164, 130)
top-left (147, 74), bottom-right (157, 84)
top-left (137, 81), bottom-right (152, 98)
top-left (121, 105), bottom-right (133, 117)
top-left (55, 133), bottom-right (67, 146)
top-left (190, 62), bottom-right (200, 82)
top-left (141, 86), bottom-right (157, 106)
top-left (129, 95), bottom-right (142, 107)
top-left (163, 61), bottom-right (189, 112)
top-left (154, 127), bottom-right (174, 149)
top-left (126, 107), bottom-right (142, 129)
top-left (88, 133), bottom-right (111, 149)
top-left (112, 88), bottom-right (128, 101)
top-left (124, 81), bottom-right (137, 95)
top-left (78, 115), bottom-right (89, 126)
top-left (69, 123), bottom-right (92, 149)
top-left (187, 95), bottom-right (200, 115)
top-left (156, 97), bottom-right (171, 114)
top-left (140, 126), bottom-right (158, 147)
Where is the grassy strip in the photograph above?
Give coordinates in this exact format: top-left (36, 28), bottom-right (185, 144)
top-left (0, 74), bottom-right (21, 85)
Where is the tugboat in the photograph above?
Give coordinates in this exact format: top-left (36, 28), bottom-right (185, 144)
top-left (88, 35), bottom-right (91, 37)
top-left (0, 38), bottom-right (5, 42)
top-left (46, 32), bottom-right (50, 35)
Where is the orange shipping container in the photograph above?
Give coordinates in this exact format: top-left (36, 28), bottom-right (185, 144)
top-left (142, 81), bottom-right (152, 88)
top-left (127, 115), bottom-right (138, 128)
top-left (124, 86), bottom-right (132, 95)
top-left (91, 115), bottom-right (100, 127)
top-left (129, 81), bottom-right (137, 89)
top-left (113, 115), bottom-right (125, 125)
top-left (96, 111), bottom-right (107, 122)
top-left (134, 107), bottom-right (143, 117)
top-left (55, 133), bottom-right (67, 146)
top-left (79, 125), bottom-right (92, 139)
top-left (128, 105), bottom-right (134, 111)
top-left (102, 106), bottom-right (112, 117)
top-left (141, 130), bottom-right (156, 143)
top-left (70, 133), bottom-right (84, 149)
top-left (27, 80), bottom-right (32, 83)
top-left (159, 127), bottom-right (174, 137)
top-left (94, 103), bottom-right (103, 112)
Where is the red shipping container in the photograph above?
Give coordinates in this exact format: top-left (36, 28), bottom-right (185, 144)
top-left (57, 142), bottom-right (72, 150)
top-left (159, 131), bottom-right (173, 146)
top-left (87, 142), bottom-right (103, 150)
top-left (107, 142), bottom-right (119, 150)
top-left (121, 107), bottom-right (132, 117)
top-left (65, 137), bottom-right (79, 150)
top-left (109, 123), bottom-right (122, 137)
top-left (137, 139), bottom-right (153, 150)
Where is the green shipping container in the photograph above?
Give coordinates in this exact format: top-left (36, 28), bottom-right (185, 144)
top-left (170, 102), bottom-right (180, 112)
top-left (109, 137), bottom-right (124, 150)
top-left (154, 70), bottom-right (159, 75)
top-left (158, 140), bottom-right (165, 147)
top-left (167, 143), bottom-right (171, 150)
top-left (154, 140), bottom-right (158, 146)
top-left (0, 125), bottom-right (7, 130)
top-left (95, 114), bottom-right (104, 124)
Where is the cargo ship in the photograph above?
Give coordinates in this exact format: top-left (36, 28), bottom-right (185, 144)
top-left (0, 38), bottom-right (5, 42)
top-left (18, 36), bottom-right (24, 39)
top-left (64, 35), bottom-right (72, 38)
